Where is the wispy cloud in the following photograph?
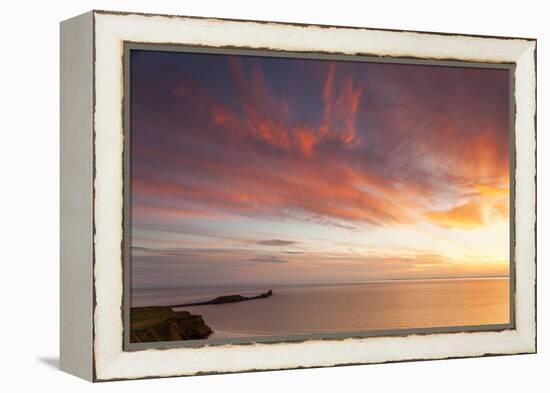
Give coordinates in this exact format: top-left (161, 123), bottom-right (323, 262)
top-left (246, 255), bottom-right (288, 264)
top-left (256, 239), bottom-right (298, 246)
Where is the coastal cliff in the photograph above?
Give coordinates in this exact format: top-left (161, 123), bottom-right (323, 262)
top-left (130, 290), bottom-right (273, 342)
top-left (130, 306), bottom-right (212, 342)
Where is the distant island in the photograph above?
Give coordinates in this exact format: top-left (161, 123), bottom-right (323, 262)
top-left (130, 290), bottom-right (273, 342)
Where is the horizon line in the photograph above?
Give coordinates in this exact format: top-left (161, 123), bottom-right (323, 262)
top-left (132, 274), bottom-right (510, 291)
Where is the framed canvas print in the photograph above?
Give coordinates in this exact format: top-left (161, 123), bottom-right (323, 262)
top-left (60, 10), bottom-right (537, 382)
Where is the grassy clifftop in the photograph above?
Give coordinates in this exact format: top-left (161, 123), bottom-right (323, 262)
top-left (130, 306), bottom-right (212, 343)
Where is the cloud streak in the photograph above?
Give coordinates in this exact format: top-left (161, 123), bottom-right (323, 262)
top-left (257, 239), bottom-right (299, 246)
top-left (246, 255), bottom-right (288, 264)
top-left (129, 50), bottom-right (510, 286)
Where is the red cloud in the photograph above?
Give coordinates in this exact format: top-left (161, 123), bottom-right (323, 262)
top-left (174, 58), bottom-right (364, 158)
top-left (133, 56), bottom-right (510, 230)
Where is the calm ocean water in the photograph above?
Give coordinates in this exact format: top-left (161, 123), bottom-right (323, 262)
top-left (132, 278), bottom-right (510, 338)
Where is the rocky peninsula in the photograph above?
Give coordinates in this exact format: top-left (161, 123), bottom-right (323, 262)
top-left (171, 289), bottom-right (273, 307)
top-left (130, 306), bottom-right (212, 342)
top-left (130, 290), bottom-right (273, 342)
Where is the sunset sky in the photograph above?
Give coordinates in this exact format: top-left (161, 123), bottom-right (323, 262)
top-left (130, 49), bottom-right (510, 289)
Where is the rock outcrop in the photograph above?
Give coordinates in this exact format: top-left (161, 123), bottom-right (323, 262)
top-left (130, 306), bottom-right (212, 343)
top-left (130, 290), bottom-right (273, 342)
top-left (172, 289), bottom-right (273, 307)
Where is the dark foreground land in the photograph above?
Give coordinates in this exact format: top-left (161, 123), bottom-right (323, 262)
top-left (130, 307), bottom-right (213, 342)
top-left (130, 290), bottom-right (273, 343)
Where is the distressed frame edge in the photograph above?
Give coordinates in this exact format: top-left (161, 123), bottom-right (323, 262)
top-left (59, 11), bottom-right (95, 381)
top-left (512, 39), bottom-right (537, 353)
top-left (90, 11), bottom-right (537, 381)
top-left (92, 8), bottom-right (538, 42)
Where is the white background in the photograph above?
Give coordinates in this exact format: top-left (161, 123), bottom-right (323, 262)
top-left (0, 0), bottom-right (546, 391)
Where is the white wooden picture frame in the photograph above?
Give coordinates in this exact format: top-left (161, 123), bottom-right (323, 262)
top-left (60, 10), bottom-right (536, 382)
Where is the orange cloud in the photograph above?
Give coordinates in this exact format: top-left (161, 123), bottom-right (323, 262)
top-left (175, 59), bottom-right (365, 158)
top-left (139, 57), bottom-right (510, 231)
top-left (295, 127), bottom-right (317, 156)
top-left (426, 182), bottom-right (509, 229)
top-left (321, 63), bottom-right (363, 145)
top-left (427, 201), bottom-right (486, 229)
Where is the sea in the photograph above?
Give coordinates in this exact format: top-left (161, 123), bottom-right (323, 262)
top-left (131, 277), bottom-right (510, 339)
